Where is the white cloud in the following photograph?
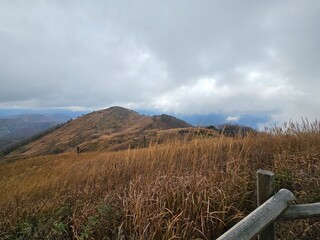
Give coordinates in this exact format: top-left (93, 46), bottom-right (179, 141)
top-left (226, 116), bottom-right (240, 122)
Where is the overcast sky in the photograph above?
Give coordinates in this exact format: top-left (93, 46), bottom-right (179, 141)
top-left (0, 1), bottom-right (319, 122)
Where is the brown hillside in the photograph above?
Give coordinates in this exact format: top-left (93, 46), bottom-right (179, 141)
top-left (4, 106), bottom-right (197, 158)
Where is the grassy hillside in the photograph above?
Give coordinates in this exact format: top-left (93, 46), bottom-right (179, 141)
top-left (4, 106), bottom-right (192, 159)
top-left (1, 124), bottom-right (320, 239)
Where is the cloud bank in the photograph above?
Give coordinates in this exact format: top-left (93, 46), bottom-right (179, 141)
top-left (0, 0), bottom-right (319, 123)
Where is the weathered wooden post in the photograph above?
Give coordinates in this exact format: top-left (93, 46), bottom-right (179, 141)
top-left (257, 169), bottom-right (275, 240)
top-left (216, 189), bottom-right (294, 240)
top-left (217, 169), bottom-right (320, 239)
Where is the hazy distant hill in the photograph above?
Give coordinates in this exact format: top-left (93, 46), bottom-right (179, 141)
top-left (0, 114), bottom-right (59, 150)
top-left (138, 110), bottom-right (269, 129)
top-left (0, 108), bottom-right (88, 120)
top-left (3, 106), bottom-right (197, 158)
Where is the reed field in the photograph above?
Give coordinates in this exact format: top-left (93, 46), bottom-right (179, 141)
top-left (1, 122), bottom-right (320, 239)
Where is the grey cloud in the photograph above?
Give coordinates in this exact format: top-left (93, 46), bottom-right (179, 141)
top-left (0, 0), bottom-right (319, 123)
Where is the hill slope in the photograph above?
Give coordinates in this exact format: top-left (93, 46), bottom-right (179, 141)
top-left (4, 106), bottom-right (195, 158)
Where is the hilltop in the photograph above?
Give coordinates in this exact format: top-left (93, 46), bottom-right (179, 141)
top-left (4, 106), bottom-right (208, 159)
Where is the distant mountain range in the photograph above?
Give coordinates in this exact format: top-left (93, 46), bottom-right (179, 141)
top-left (0, 115), bottom-right (59, 150)
top-left (139, 110), bottom-right (270, 129)
top-left (0, 110), bottom-right (87, 154)
top-left (0, 108), bottom-right (270, 129)
top-left (0, 109), bottom-right (88, 122)
top-left (179, 113), bottom-right (270, 129)
top-left (0, 106), bottom-right (264, 160)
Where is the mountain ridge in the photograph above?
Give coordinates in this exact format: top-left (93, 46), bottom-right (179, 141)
top-left (3, 106), bottom-right (195, 159)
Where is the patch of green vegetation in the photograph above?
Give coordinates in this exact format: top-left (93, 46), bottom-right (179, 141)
top-left (1, 201), bottom-right (125, 240)
top-left (80, 215), bottom-right (99, 240)
top-left (79, 202), bottom-right (124, 239)
top-left (2, 204), bottom-right (72, 240)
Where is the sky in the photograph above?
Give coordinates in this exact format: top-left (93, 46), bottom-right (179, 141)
top-left (0, 0), bottom-right (319, 124)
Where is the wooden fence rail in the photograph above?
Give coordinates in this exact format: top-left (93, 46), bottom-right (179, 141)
top-left (217, 169), bottom-right (320, 240)
top-left (280, 202), bottom-right (320, 220)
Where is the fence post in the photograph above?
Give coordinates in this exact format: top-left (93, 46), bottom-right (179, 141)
top-left (257, 169), bottom-right (275, 240)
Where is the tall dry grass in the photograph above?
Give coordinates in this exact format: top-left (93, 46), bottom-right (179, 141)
top-left (1, 123), bottom-right (320, 239)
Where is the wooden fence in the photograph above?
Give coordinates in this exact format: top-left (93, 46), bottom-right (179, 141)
top-left (217, 169), bottom-right (320, 240)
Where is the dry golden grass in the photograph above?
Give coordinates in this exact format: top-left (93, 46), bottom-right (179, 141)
top-left (1, 125), bottom-right (320, 239)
